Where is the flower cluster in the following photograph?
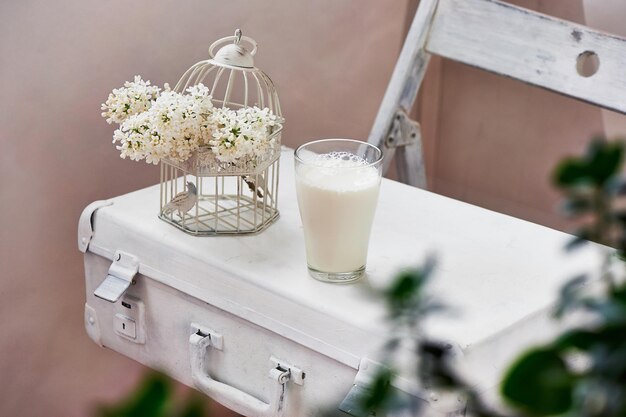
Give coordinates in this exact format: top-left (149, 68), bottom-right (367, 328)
top-left (102, 76), bottom-right (281, 165)
top-left (209, 106), bottom-right (279, 163)
top-left (101, 76), bottom-right (161, 124)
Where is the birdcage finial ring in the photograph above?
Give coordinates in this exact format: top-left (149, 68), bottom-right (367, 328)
top-left (208, 30), bottom-right (258, 61)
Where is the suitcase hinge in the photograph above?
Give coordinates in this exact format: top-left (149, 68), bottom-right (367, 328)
top-left (385, 108), bottom-right (421, 149)
top-left (339, 357), bottom-right (387, 417)
top-left (94, 251), bottom-right (139, 303)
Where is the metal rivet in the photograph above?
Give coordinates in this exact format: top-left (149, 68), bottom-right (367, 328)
top-left (88, 316), bottom-right (95, 325)
top-left (81, 237), bottom-right (87, 244)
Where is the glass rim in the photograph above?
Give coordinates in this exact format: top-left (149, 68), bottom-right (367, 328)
top-left (294, 138), bottom-right (383, 168)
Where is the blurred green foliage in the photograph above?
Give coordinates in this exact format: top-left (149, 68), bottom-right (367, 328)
top-left (351, 138), bottom-right (626, 417)
top-left (96, 372), bottom-right (208, 417)
top-left (553, 137), bottom-right (625, 252)
top-left (500, 138), bottom-right (626, 417)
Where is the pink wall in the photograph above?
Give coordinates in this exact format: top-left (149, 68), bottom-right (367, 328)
top-left (3, 1), bottom-right (625, 415)
top-left (0, 1), bottom-right (408, 416)
top-left (419, 0), bottom-right (616, 231)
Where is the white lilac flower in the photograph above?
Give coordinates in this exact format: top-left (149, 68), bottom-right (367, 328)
top-left (145, 84), bottom-right (215, 163)
top-left (209, 106), bottom-right (279, 163)
top-left (101, 75), bottom-right (161, 124)
top-left (113, 111), bottom-right (153, 162)
top-left (104, 77), bottom-right (281, 165)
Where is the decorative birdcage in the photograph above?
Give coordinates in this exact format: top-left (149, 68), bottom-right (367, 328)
top-left (159, 29), bottom-right (282, 236)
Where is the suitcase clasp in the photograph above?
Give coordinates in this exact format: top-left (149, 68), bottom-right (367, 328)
top-left (94, 251), bottom-right (139, 303)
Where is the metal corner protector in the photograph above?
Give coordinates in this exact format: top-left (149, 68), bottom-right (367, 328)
top-left (78, 200), bottom-right (113, 253)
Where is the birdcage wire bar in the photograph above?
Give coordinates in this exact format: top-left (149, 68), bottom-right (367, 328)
top-left (158, 29), bottom-right (282, 235)
top-left (159, 157), bottom-right (280, 236)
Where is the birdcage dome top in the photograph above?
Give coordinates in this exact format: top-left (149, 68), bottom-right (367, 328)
top-left (173, 29), bottom-right (281, 118)
top-left (209, 29), bottom-right (257, 69)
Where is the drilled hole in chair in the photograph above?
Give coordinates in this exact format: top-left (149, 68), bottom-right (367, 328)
top-left (576, 51), bottom-right (600, 77)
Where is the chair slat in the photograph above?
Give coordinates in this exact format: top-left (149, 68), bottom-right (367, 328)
top-left (426, 0), bottom-right (626, 114)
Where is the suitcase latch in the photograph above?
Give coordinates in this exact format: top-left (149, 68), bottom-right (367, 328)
top-left (94, 251), bottom-right (139, 303)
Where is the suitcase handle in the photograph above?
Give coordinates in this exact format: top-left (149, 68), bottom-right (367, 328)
top-left (189, 331), bottom-right (290, 417)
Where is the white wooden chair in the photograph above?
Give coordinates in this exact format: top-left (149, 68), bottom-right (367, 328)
top-left (369, 0), bottom-right (626, 188)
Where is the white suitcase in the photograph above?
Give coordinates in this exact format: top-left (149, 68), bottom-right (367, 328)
top-left (79, 149), bottom-right (602, 417)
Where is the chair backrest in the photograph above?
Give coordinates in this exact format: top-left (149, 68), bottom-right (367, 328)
top-left (428, 0), bottom-right (626, 112)
top-left (369, 0), bottom-right (626, 187)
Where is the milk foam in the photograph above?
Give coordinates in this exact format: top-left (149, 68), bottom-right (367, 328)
top-left (296, 151), bottom-right (380, 192)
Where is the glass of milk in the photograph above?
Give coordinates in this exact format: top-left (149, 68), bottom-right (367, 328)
top-left (294, 139), bottom-right (383, 283)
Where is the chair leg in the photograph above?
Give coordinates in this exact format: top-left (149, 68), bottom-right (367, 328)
top-left (367, 0), bottom-right (439, 187)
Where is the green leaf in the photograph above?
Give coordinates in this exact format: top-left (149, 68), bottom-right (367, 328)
top-left (553, 138), bottom-right (624, 188)
top-left (611, 284), bottom-right (626, 306)
top-left (384, 269), bottom-right (425, 319)
top-left (383, 258), bottom-right (436, 318)
top-left (387, 270), bottom-right (423, 302)
top-left (565, 229), bottom-right (592, 251)
top-left (554, 275), bottom-right (587, 317)
top-left (419, 341), bottom-right (462, 389)
top-left (97, 372), bottom-right (173, 417)
top-left (554, 329), bottom-right (597, 351)
top-left (501, 348), bottom-right (575, 415)
top-left (554, 158), bottom-right (590, 187)
top-left (362, 369), bottom-right (394, 411)
top-left (587, 138), bottom-right (623, 186)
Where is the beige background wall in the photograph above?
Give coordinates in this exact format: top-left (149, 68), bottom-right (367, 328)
top-left (0, 1), bottom-right (407, 416)
top-left (417, 0), bottom-right (618, 230)
top-left (2, 1), bottom-right (625, 416)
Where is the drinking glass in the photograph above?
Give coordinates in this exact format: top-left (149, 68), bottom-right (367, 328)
top-left (294, 139), bottom-right (383, 283)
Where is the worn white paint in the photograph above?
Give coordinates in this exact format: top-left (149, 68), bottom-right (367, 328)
top-left (582, 0), bottom-right (626, 137)
top-left (367, 0), bottom-right (438, 188)
top-left (427, 0), bottom-right (626, 114)
top-left (82, 149), bottom-right (605, 416)
top-left (375, 0), bottom-right (626, 188)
